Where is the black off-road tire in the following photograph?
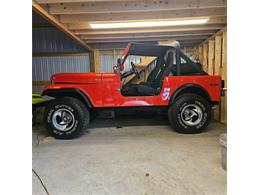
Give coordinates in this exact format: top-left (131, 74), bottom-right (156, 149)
top-left (168, 93), bottom-right (211, 134)
top-left (44, 97), bottom-right (90, 139)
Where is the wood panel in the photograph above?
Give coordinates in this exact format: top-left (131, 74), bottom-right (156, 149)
top-left (72, 23), bottom-right (226, 33)
top-left (32, 81), bottom-right (50, 86)
top-left (90, 49), bottom-right (100, 72)
top-left (79, 31), bottom-right (215, 39)
top-left (84, 36), bottom-right (209, 43)
top-left (61, 9), bottom-right (226, 23)
top-left (214, 36), bottom-right (222, 76)
top-left (220, 29), bottom-right (227, 124)
top-left (213, 35), bottom-right (222, 121)
top-left (49, 1), bottom-right (226, 14)
top-left (36, 0), bottom-right (139, 3)
top-left (207, 39), bottom-right (215, 75)
top-left (198, 45), bottom-right (203, 64)
top-left (202, 43), bottom-right (208, 71)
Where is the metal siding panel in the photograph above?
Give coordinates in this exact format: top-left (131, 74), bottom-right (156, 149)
top-left (33, 55), bottom-right (90, 81)
top-left (100, 55), bottom-right (114, 72)
top-left (32, 28), bottom-right (87, 52)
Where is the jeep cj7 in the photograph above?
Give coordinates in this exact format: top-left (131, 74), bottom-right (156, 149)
top-left (42, 42), bottom-right (223, 139)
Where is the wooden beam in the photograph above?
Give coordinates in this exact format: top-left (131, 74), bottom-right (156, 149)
top-left (79, 30), bottom-right (216, 39)
top-left (73, 23), bottom-right (226, 34)
top-left (49, 0), bottom-right (226, 14)
top-left (207, 39), bottom-right (215, 75)
top-left (202, 43), bottom-right (208, 71)
top-left (214, 36), bottom-right (222, 76)
top-left (33, 81), bottom-right (50, 86)
top-left (80, 33), bottom-right (214, 41)
top-left (32, 1), bottom-right (92, 51)
top-left (198, 45), bottom-right (203, 63)
top-left (33, 52), bottom-right (89, 57)
top-left (90, 49), bottom-right (100, 72)
top-left (61, 8), bottom-right (226, 23)
top-left (201, 26), bottom-right (227, 44)
top-left (213, 35), bottom-right (222, 121)
top-left (36, 0), bottom-right (139, 3)
top-left (220, 29), bottom-right (227, 124)
top-left (221, 30), bottom-right (227, 86)
top-left (91, 40), bottom-right (203, 49)
top-left (84, 36), bottom-right (209, 43)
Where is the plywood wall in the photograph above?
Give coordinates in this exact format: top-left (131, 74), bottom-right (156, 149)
top-left (183, 28), bottom-right (227, 124)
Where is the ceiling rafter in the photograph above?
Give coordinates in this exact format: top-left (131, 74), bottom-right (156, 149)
top-left (48, 0), bottom-right (227, 15)
top-left (33, 0), bottom-right (227, 48)
top-left (32, 1), bottom-right (92, 51)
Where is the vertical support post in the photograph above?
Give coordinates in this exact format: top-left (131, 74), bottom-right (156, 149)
top-left (90, 49), bottom-right (100, 72)
top-left (202, 43), bottom-right (208, 72)
top-left (213, 35), bottom-right (223, 121)
top-left (199, 45), bottom-right (203, 64)
top-left (220, 30), bottom-right (227, 124)
top-left (208, 39), bottom-right (215, 75)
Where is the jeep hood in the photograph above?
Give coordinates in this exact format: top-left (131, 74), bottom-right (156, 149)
top-left (51, 72), bottom-right (105, 84)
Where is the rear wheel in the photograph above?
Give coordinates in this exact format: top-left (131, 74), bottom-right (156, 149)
top-left (44, 97), bottom-right (89, 139)
top-left (168, 93), bottom-right (211, 134)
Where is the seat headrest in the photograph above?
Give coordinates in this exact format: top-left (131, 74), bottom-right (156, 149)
top-left (165, 51), bottom-right (173, 65)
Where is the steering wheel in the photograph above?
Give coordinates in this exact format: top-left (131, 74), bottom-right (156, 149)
top-left (131, 62), bottom-right (140, 79)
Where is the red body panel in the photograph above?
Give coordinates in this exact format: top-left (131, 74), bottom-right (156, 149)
top-left (44, 72), bottom-right (221, 108)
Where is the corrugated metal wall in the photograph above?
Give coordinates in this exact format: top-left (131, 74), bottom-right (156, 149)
top-left (99, 50), bottom-right (141, 73)
top-left (32, 55), bottom-right (90, 94)
top-left (33, 28), bottom-right (87, 53)
top-left (32, 11), bottom-right (90, 94)
top-left (33, 56), bottom-right (90, 81)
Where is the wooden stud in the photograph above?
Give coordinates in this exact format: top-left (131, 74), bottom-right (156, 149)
top-left (220, 29), bottom-right (227, 124)
top-left (213, 35), bottom-right (222, 121)
top-left (90, 49), bottom-right (100, 72)
top-left (198, 45), bottom-right (203, 64)
top-left (202, 43), bottom-right (208, 72)
top-left (207, 39), bottom-right (215, 75)
top-left (214, 36), bottom-right (222, 76)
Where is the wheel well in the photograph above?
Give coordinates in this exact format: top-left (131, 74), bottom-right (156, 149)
top-left (170, 85), bottom-right (211, 105)
top-left (42, 89), bottom-right (92, 108)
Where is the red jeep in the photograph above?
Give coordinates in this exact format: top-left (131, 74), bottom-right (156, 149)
top-left (42, 42), bottom-right (222, 139)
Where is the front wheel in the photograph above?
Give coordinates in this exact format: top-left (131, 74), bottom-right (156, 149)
top-left (168, 93), bottom-right (211, 134)
top-left (44, 97), bottom-right (90, 139)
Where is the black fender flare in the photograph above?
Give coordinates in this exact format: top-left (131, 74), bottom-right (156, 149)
top-left (42, 88), bottom-right (93, 108)
top-left (169, 83), bottom-right (211, 105)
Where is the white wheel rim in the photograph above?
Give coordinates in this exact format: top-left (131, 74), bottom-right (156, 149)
top-left (52, 108), bottom-right (75, 131)
top-left (180, 104), bottom-right (203, 126)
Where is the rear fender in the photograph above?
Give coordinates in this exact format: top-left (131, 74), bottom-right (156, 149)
top-left (169, 84), bottom-right (212, 105)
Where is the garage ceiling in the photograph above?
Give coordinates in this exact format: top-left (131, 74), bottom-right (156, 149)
top-left (33, 0), bottom-right (227, 50)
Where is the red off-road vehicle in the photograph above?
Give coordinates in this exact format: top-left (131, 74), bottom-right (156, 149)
top-left (42, 42), bottom-right (223, 139)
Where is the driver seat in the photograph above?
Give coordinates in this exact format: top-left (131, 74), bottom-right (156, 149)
top-left (126, 51), bottom-right (174, 96)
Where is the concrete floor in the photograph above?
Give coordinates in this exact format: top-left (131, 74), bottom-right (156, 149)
top-left (32, 115), bottom-right (226, 195)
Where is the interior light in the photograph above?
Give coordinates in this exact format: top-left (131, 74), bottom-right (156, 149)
top-left (89, 19), bottom-right (209, 29)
